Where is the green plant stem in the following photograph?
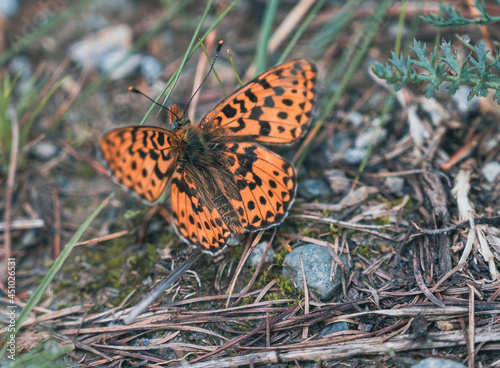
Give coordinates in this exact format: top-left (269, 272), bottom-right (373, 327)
top-left (394, 0), bottom-right (408, 55)
top-left (255, 0), bottom-right (279, 75)
top-left (279, 0), bottom-right (327, 63)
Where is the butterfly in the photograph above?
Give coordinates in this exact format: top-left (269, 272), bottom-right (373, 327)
top-left (100, 59), bottom-right (317, 255)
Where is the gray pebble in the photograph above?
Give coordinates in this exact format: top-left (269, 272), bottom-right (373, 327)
top-left (140, 56), bottom-right (163, 83)
top-left (282, 243), bottom-right (350, 301)
top-left (355, 127), bottom-right (387, 149)
top-left (32, 141), bottom-right (59, 161)
top-left (343, 147), bottom-right (367, 165)
top-left (98, 49), bottom-right (142, 80)
top-left (317, 321), bottom-right (349, 337)
top-left (69, 24), bottom-right (132, 68)
top-left (411, 358), bottom-right (466, 368)
top-left (247, 241), bottom-right (275, 267)
top-left (8, 55), bottom-right (33, 80)
top-left (384, 176), bottom-right (405, 195)
top-left (482, 161), bottom-right (500, 183)
top-left (347, 111), bottom-right (363, 127)
top-left (298, 178), bottom-right (331, 200)
top-left (21, 230), bottom-right (37, 247)
top-left (451, 85), bottom-right (479, 116)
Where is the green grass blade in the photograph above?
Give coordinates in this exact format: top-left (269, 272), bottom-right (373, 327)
top-left (255, 0), bottom-right (279, 74)
top-left (20, 77), bottom-right (66, 147)
top-left (279, 0), bottom-right (327, 63)
top-left (200, 39), bottom-right (226, 98)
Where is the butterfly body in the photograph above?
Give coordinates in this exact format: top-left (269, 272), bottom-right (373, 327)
top-left (100, 59), bottom-right (317, 255)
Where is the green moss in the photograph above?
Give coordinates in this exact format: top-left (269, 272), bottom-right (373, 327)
top-left (229, 246), bottom-right (243, 261)
top-left (276, 274), bottom-right (299, 296)
top-left (274, 247), bottom-right (289, 266)
top-left (146, 243), bottom-right (158, 262)
top-left (240, 296), bottom-right (254, 305)
top-left (373, 216), bottom-right (391, 226)
top-left (355, 244), bottom-right (376, 258)
top-left (80, 166), bottom-right (95, 179)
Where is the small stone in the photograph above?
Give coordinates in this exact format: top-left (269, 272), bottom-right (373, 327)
top-left (32, 141), bottom-right (59, 161)
top-left (317, 322), bottom-right (349, 337)
top-left (98, 49), bottom-right (142, 80)
top-left (282, 243), bottom-right (350, 301)
top-left (298, 178), bottom-right (331, 200)
top-left (384, 176), bottom-right (405, 194)
top-left (411, 358), bottom-right (466, 368)
top-left (343, 147), bottom-right (367, 165)
top-left (355, 127), bottom-right (387, 149)
top-left (451, 85), bottom-right (479, 116)
top-left (247, 241), bottom-right (275, 267)
top-left (8, 55), bottom-right (33, 80)
top-left (140, 56), bottom-right (163, 83)
top-left (69, 24), bottom-right (132, 68)
top-left (0, 0), bottom-right (19, 18)
top-left (482, 162), bottom-right (500, 183)
top-left (324, 169), bottom-right (350, 194)
top-left (21, 230), bottom-right (37, 247)
top-left (347, 111), bottom-right (363, 127)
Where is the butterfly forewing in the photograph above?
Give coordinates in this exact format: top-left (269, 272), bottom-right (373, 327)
top-left (100, 126), bottom-right (179, 203)
top-left (200, 59), bottom-right (317, 145)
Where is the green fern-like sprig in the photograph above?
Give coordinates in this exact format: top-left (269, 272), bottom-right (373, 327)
top-left (422, 0), bottom-right (500, 27)
top-left (372, 40), bottom-right (500, 103)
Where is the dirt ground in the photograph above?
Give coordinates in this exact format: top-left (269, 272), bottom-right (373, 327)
top-left (1, 1), bottom-right (500, 367)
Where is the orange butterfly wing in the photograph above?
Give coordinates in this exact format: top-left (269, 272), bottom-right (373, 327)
top-left (213, 142), bottom-right (296, 232)
top-left (170, 165), bottom-right (232, 254)
top-left (200, 59), bottom-right (317, 144)
top-left (100, 126), bottom-right (179, 203)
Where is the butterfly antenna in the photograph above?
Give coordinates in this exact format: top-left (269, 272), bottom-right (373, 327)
top-left (128, 87), bottom-right (180, 121)
top-left (123, 248), bottom-right (205, 325)
top-left (183, 40), bottom-right (224, 115)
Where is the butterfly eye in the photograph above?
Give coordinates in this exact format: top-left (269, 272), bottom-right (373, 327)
top-left (171, 121), bottom-right (179, 131)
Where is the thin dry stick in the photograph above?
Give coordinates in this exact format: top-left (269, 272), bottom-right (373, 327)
top-left (233, 229), bottom-right (276, 307)
top-left (188, 32), bottom-right (216, 122)
top-left (412, 249), bottom-right (445, 308)
top-left (52, 186), bottom-right (61, 257)
top-left (45, 60), bottom-right (90, 129)
top-left (75, 229), bottom-right (130, 246)
top-left (225, 231), bottom-right (263, 307)
top-left (300, 253), bottom-right (309, 340)
top-left (468, 285), bottom-right (475, 368)
top-left (267, 0), bottom-right (316, 53)
top-left (4, 113), bottom-right (19, 268)
top-left (290, 214), bottom-right (397, 240)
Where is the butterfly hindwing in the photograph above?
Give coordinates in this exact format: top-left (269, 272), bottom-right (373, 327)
top-left (200, 59), bottom-right (317, 145)
top-left (170, 166), bottom-right (232, 253)
top-left (100, 126), bottom-right (179, 203)
top-left (214, 142), bottom-right (296, 232)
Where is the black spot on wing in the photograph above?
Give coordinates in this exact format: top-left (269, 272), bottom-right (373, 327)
top-left (221, 104), bottom-right (237, 118)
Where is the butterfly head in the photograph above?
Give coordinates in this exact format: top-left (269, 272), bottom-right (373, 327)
top-left (169, 104), bottom-right (191, 132)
